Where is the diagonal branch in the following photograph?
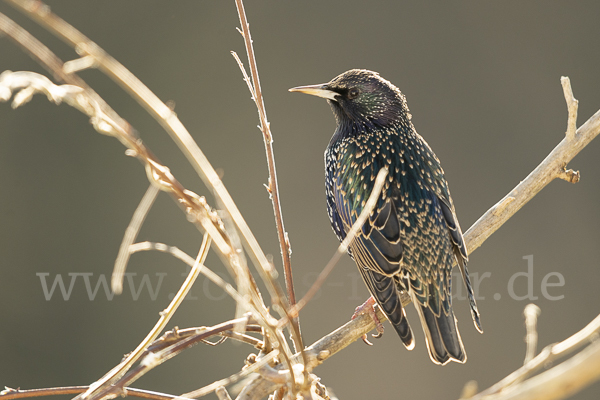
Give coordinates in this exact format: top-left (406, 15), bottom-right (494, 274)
top-left (464, 77), bottom-right (599, 253)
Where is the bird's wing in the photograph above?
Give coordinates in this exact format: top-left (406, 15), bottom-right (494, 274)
top-left (432, 168), bottom-right (483, 332)
top-left (438, 195), bottom-right (482, 332)
top-left (333, 140), bottom-right (403, 276)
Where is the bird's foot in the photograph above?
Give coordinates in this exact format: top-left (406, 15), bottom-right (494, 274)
top-left (351, 296), bottom-right (384, 345)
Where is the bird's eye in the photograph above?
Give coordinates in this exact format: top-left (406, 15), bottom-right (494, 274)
top-left (347, 88), bottom-right (360, 99)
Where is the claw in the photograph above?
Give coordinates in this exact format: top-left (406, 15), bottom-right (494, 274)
top-left (360, 334), bottom-right (374, 346)
top-left (352, 296), bottom-right (385, 345)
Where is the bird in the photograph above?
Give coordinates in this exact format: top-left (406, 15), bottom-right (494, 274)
top-left (289, 69), bottom-right (482, 365)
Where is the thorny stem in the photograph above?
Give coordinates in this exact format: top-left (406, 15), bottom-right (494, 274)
top-left (233, 0), bottom-right (303, 353)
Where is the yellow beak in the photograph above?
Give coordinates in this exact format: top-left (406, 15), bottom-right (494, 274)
top-left (288, 84), bottom-right (338, 101)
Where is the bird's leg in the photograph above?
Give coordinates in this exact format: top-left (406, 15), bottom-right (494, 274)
top-left (351, 296), bottom-right (385, 345)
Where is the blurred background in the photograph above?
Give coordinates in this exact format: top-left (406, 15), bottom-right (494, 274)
top-left (1, 1), bottom-right (599, 399)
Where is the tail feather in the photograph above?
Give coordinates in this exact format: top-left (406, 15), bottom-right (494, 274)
top-left (413, 293), bottom-right (466, 365)
top-left (360, 268), bottom-right (415, 349)
top-left (458, 260), bottom-right (483, 333)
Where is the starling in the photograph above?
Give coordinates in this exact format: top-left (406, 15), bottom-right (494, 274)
top-left (290, 69), bottom-right (482, 365)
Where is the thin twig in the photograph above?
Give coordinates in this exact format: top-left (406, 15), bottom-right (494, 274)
top-left (467, 340), bottom-right (600, 400)
top-left (109, 317), bottom-right (254, 396)
top-left (215, 387), bottom-right (232, 400)
top-left (147, 326), bottom-right (263, 351)
top-left (128, 241), bottom-right (248, 307)
top-left (471, 312), bottom-right (600, 398)
top-left (287, 167), bottom-right (389, 319)
top-left (180, 351), bottom-right (279, 399)
top-left (0, 386), bottom-right (179, 400)
top-left (561, 76), bottom-right (578, 141)
top-left (523, 304), bottom-right (541, 364)
top-left (74, 234), bottom-right (211, 400)
top-left (112, 184), bottom-right (160, 294)
top-left (232, 0), bottom-right (302, 354)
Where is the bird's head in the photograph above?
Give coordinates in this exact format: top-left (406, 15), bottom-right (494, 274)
top-left (289, 69), bottom-right (410, 130)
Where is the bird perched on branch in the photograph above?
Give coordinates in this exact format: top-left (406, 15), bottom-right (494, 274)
top-left (290, 69), bottom-right (482, 365)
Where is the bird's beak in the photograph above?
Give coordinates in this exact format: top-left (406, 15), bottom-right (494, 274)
top-left (289, 83), bottom-right (338, 101)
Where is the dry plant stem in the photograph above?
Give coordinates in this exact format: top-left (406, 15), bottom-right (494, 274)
top-left (181, 351), bottom-right (279, 399)
top-left (5, 1), bottom-right (299, 371)
top-left (0, 11), bottom-right (233, 257)
top-left (523, 304), bottom-right (541, 364)
top-left (128, 241), bottom-right (250, 308)
top-left (110, 317), bottom-right (255, 396)
top-left (0, 387), bottom-right (180, 400)
top-left (74, 234), bottom-right (211, 400)
top-left (215, 388), bottom-right (232, 400)
top-left (288, 167), bottom-right (389, 319)
top-left (232, 0), bottom-right (294, 307)
top-left (464, 76), bottom-right (594, 253)
top-left (147, 325), bottom-right (263, 351)
top-left (472, 312), bottom-right (600, 398)
top-left (470, 340), bottom-right (600, 400)
top-left (561, 76), bottom-right (578, 141)
top-left (3, 0), bottom-right (285, 312)
top-left (1, 7), bottom-right (296, 389)
top-left (231, 51), bottom-right (305, 364)
top-left (113, 184), bottom-right (160, 294)
top-left (233, 0), bottom-right (303, 356)
top-left (0, 69), bottom-right (296, 398)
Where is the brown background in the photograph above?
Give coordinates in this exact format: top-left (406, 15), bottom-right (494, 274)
top-left (1, 1), bottom-right (599, 399)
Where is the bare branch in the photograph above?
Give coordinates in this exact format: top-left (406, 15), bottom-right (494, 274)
top-left (113, 184), bottom-right (160, 294)
top-left (523, 304), bottom-right (541, 364)
top-left (0, 9), bottom-right (296, 394)
top-left (465, 78), bottom-right (599, 254)
top-left (561, 76), bottom-right (578, 141)
top-left (215, 387), bottom-right (232, 400)
top-left (75, 234), bottom-right (212, 400)
top-left (0, 386), bottom-right (179, 400)
top-left (288, 167), bottom-right (389, 319)
top-left (468, 340), bottom-right (600, 400)
top-left (181, 351), bottom-right (279, 399)
top-left (109, 317), bottom-right (255, 397)
top-left (128, 242), bottom-right (249, 308)
top-left (232, 0), bottom-right (302, 355)
top-left (470, 312), bottom-right (600, 399)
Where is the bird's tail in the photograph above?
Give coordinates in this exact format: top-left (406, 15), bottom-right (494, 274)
top-left (360, 269), bottom-right (415, 349)
top-left (413, 293), bottom-right (466, 365)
